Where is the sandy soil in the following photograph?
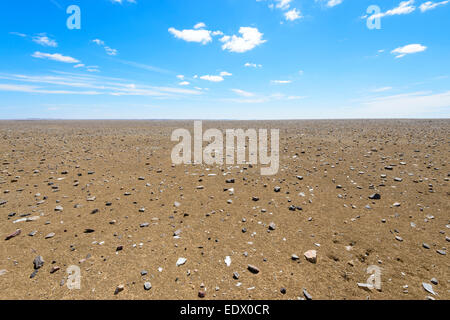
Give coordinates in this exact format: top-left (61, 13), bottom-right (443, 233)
top-left (0, 119), bottom-right (448, 300)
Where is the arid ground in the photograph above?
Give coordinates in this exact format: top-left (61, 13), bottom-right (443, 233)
top-left (0, 120), bottom-right (448, 300)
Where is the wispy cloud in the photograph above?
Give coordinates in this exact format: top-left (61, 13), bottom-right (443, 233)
top-left (245, 62), bottom-right (262, 68)
top-left (391, 43), bottom-right (427, 58)
top-left (32, 34), bottom-right (58, 47)
top-left (420, 1), bottom-right (449, 12)
top-left (110, 0), bottom-right (137, 4)
top-left (271, 80), bottom-right (292, 84)
top-left (92, 39), bottom-right (118, 56)
top-left (0, 72), bottom-right (203, 98)
top-left (32, 52), bottom-right (80, 63)
top-left (231, 88), bottom-right (255, 97)
top-left (367, 0), bottom-right (416, 21)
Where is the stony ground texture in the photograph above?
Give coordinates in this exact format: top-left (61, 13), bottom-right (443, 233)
top-left (0, 120), bottom-right (448, 300)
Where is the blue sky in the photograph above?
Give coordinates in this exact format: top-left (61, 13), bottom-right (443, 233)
top-left (0, 0), bottom-right (449, 119)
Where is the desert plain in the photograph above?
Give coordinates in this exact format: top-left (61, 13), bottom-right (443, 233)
top-left (0, 119), bottom-right (448, 300)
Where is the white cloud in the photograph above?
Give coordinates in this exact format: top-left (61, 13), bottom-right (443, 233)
top-left (391, 43), bottom-right (427, 58)
top-left (111, 0), bottom-right (137, 4)
top-left (104, 46), bottom-right (118, 56)
top-left (168, 27), bottom-right (212, 45)
top-left (194, 22), bottom-right (206, 29)
top-left (285, 8), bottom-right (302, 21)
top-left (200, 75), bottom-right (224, 82)
top-left (0, 72), bottom-right (203, 97)
top-left (220, 71), bottom-right (232, 77)
top-left (232, 89), bottom-right (254, 97)
top-left (326, 0), bottom-right (343, 7)
top-left (420, 1), bottom-right (449, 12)
top-left (271, 80), bottom-right (292, 84)
top-left (92, 39), bottom-right (105, 46)
top-left (220, 27), bottom-right (266, 53)
top-left (368, 0), bottom-right (416, 21)
top-left (32, 52), bottom-right (80, 63)
top-left (32, 34), bottom-right (58, 47)
top-left (176, 75), bottom-right (185, 80)
top-left (179, 81), bottom-right (190, 86)
top-left (276, 0), bottom-right (292, 10)
top-left (315, 0), bottom-right (343, 8)
top-left (245, 62), bottom-right (262, 68)
top-left (92, 39), bottom-right (118, 56)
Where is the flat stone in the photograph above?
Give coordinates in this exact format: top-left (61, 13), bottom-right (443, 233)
top-left (5, 229), bottom-right (21, 240)
top-left (176, 257), bottom-right (187, 266)
top-left (422, 282), bottom-right (436, 295)
top-left (304, 250), bottom-right (317, 263)
top-left (45, 232), bottom-right (55, 239)
top-left (247, 264), bottom-right (260, 274)
top-left (303, 288), bottom-right (312, 300)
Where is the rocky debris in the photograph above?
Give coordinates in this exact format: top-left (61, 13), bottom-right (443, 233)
top-left (54, 205), bottom-right (63, 212)
top-left (144, 282), bottom-right (152, 290)
top-left (33, 256), bottom-right (44, 270)
top-left (422, 282), bottom-right (436, 295)
top-left (369, 193), bottom-right (381, 200)
top-left (5, 229), bottom-right (21, 240)
top-left (225, 256), bottom-right (231, 267)
top-left (291, 254), bottom-right (300, 261)
top-left (0, 269), bottom-right (7, 276)
top-left (247, 264), bottom-right (260, 274)
top-left (268, 222), bottom-right (276, 231)
top-left (274, 186), bottom-right (281, 192)
top-left (176, 257), bottom-right (187, 266)
top-left (50, 266), bottom-right (60, 274)
top-left (114, 284), bottom-right (125, 295)
top-left (45, 232), bottom-right (55, 239)
top-left (304, 250), bottom-right (317, 263)
top-left (198, 290), bottom-right (206, 298)
top-left (233, 272), bottom-right (240, 280)
top-left (303, 288), bottom-right (312, 300)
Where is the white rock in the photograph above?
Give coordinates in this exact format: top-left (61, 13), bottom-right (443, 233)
top-left (176, 257), bottom-right (187, 266)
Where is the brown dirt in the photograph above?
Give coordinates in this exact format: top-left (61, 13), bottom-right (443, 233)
top-left (0, 119), bottom-right (448, 300)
